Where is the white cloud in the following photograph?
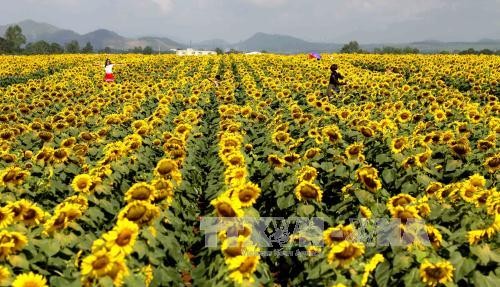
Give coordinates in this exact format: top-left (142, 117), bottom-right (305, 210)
top-left (242, 0), bottom-right (288, 8)
top-left (150, 0), bottom-right (175, 13)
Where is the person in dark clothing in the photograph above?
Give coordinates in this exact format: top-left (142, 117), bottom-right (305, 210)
top-left (327, 64), bottom-right (345, 98)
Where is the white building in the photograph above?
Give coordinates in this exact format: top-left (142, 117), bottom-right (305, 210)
top-left (174, 48), bottom-right (216, 56)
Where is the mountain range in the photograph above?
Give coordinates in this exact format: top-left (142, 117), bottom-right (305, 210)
top-left (1, 20), bottom-right (499, 53)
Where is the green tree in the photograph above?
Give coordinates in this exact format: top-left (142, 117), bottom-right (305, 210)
top-left (65, 40), bottom-right (80, 53)
top-left (50, 43), bottom-right (64, 54)
top-left (4, 25), bottom-right (26, 52)
top-left (215, 47), bottom-right (224, 55)
top-left (82, 42), bottom-right (94, 53)
top-left (340, 41), bottom-right (363, 54)
top-left (131, 46), bottom-right (143, 53)
top-left (102, 46), bottom-right (112, 53)
top-left (25, 40), bottom-right (51, 54)
top-left (0, 37), bottom-right (12, 53)
top-left (143, 46), bottom-right (154, 54)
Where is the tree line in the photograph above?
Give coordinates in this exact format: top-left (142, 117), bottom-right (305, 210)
top-left (340, 41), bottom-right (500, 55)
top-left (0, 25), bottom-right (158, 55)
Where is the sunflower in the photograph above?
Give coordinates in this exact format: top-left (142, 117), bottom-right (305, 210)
top-left (81, 247), bottom-right (123, 278)
top-left (449, 138), bottom-right (471, 157)
top-left (359, 206), bottom-right (372, 219)
top-left (295, 181), bottom-right (323, 202)
top-left (125, 182), bottom-right (156, 203)
top-left (327, 241), bottom-right (365, 268)
top-left (0, 206), bottom-right (14, 228)
top-left (118, 201), bottom-right (160, 226)
top-left (425, 182), bottom-right (443, 197)
top-left (272, 131), bottom-right (291, 146)
top-left (0, 266), bottom-right (9, 285)
top-left (18, 203), bottom-right (45, 226)
top-left (43, 204), bottom-right (82, 235)
top-left (219, 223), bottom-right (253, 241)
top-left (361, 254), bottom-right (385, 286)
top-left (390, 137), bottom-right (408, 154)
top-left (304, 148), bottom-right (321, 159)
top-left (484, 153), bottom-right (499, 173)
top-left (71, 174), bottom-right (93, 194)
top-left (233, 182), bottom-right (261, 207)
top-left (467, 229), bottom-right (487, 245)
top-left (415, 149), bottom-right (432, 167)
top-left (11, 272), bottom-right (47, 287)
top-left (323, 224), bottom-right (355, 246)
top-left (296, 166), bottom-right (317, 183)
top-left (387, 194), bottom-right (416, 213)
top-left (356, 166), bottom-right (382, 192)
top-left (322, 125), bottom-right (342, 144)
top-left (459, 181), bottom-right (478, 203)
top-left (0, 167), bottom-right (30, 187)
top-left (224, 167), bottom-right (248, 187)
top-left (59, 195), bottom-right (88, 212)
top-left (397, 109), bottom-right (412, 123)
top-left (51, 148), bottom-right (70, 164)
top-left (402, 156), bottom-right (417, 169)
top-left (390, 205), bottom-right (421, 224)
top-left (432, 109), bottom-right (447, 122)
top-left (221, 235), bottom-right (252, 259)
top-left (154, 159), bottom-right (182, 182)
top-left (419, 260), bottom-right (454, 286)
top-left (103, 219), bottom-right (139, 255)
top-left (268, 154), bottom-right (285, 169)
top-left (211, 195), bottom-right (244, 217)
top-left (423, 225), bottom-right (443, 249)
top-left (227, 254), bottom-right (260, 284)
top-left (224, 152), bottom-right (245, 168)
top-left (345, 142), bottom-right (364, 159)
top-left (151, 178), bottom-right (175, 204)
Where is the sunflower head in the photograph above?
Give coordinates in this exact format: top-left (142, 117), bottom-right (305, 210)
top-left (103, 219), bottom-right (139, 255)
top-left (327, 241), bottom-right (365, 268)
top-left (419, 260), bottom-right (454, 286)
top-left (233, 182), bottom-right (261, 207)
top-left (11, 272), bottom-right (47, 287)
top-left (295, 181), bottom-right (323, 202)
top-left (71, 174), bottom-right (93, 194)
top-left (211, 195), bottom-right (244, 217)
top-left (125, 182), bottom-right (156, 203)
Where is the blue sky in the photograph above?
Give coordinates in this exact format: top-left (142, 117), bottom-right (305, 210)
top-left (1, 0), bottom-right (499, 43)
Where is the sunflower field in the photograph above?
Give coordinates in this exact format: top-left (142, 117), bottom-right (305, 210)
top-left (0, 53), bottom-right (498, 287)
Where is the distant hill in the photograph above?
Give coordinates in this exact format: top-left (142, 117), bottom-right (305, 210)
top-left (233, 32), bottom-right (341, 53)
top-left (1, 19), bottom-right (499, 53)
top-left (363, 39), bottom-right (500, 53)
top-left (194, 38), bottom-right (231, 50)
top-left (0, 20), bottom-right (184, 50)
top-left (138, 37), bottom-right (187, 50)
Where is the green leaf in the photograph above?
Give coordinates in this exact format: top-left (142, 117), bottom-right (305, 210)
top-left (402, 268), bottom-right (420, 287)
top-left (401, 182), bottom-right (417, 194)
top-left (450, 251), bottom-right (476, 279)
top-left (382, 169), bottom-right (396, 185)
top-left (375, 260), bottom-right (391, 287)
top-left (376, 153), bottom-right (392, 165)
top-left (38, 239), bottom-right (60, 257)
top-left (393, 253), bottom-right (413, 273)
top-left (8, 254), bottom-right (30, 269)
top-left (470, 244), bottom-right (500, 265)
top-left (334, 164), bottom-right (348, 177)
top-left (124, 274), bottom-right (146, 287)
top-left (445, 160), bottom-right (462, 172)
top-left (354, 189), bottom-right (375, 205)
top-left (473, 271), bottom-right (500, 287)
top-left (277, 194), bottom-right (295, 209)
top-left (298, 204), bottom-right (315, 216)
